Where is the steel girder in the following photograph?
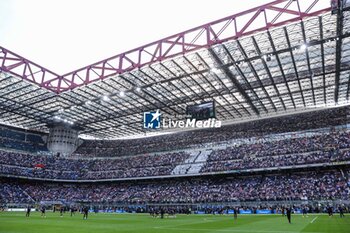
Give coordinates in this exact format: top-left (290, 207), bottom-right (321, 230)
top-left (0, 0), bottom-right (330, 94)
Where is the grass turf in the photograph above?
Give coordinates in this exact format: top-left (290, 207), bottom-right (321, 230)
top-left (0, 212), bottom-right (349, 233)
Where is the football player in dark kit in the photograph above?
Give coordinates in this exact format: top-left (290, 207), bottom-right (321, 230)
top-left (83, 206), bottom-right (89, 220)
top-left (233, 208), bottom-right (238, 220)
top-left (281, 206), bottom-right (286, 216)
top-left (60, 207), bottom-right (64, 217)
top-left (339, 206), bottom-right (345, 218)
top-left (25, 206), bottom-right (31, 217)
top-left (286, 207), bottom-right (292, 224)
top-left (160, 208), bottom-right (165, 219)
top-left (302, 206), bottom-right (308, 218)
top-left (70, 207), bottom-right (76, 217)
top-left (41, 206), bottom-right (46, 218)
top-left (327, 206), bottom-right (333, 217)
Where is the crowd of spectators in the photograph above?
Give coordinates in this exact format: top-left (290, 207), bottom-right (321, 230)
top-left (1, 129), bottom-right (350, 180)
top-left (202, 150), bottom-right (350, 173)
top-left (1, 170), bottom-right (348, 204)
top-left (208, 131), bottom-right (350, 160)
top-left (74, 107), bottom-right (347, 157)
top-left (0, 183), bottom-right (33, 204)
top-left (201, 131), bottom-right (350, 173)
top-left (0, 151), bottom-right (189, 180)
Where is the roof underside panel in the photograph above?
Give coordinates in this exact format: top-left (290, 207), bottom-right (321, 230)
top-left (0, 3), bottom-right (349, 138)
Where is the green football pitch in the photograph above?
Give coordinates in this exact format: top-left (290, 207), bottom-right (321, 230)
top-left (0, 212), bottom-right (349, 233)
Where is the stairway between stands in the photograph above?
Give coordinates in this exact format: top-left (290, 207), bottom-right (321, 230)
top-left (171, 149), bottom-right (211, 175)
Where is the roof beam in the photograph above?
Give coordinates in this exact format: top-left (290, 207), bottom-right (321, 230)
top-left (0, 92), bottom-right (55, 121)
top-left (267, 30), bottom-right (295, 109)
top-left (159, 62), bottom-right (207, 111)
top-left (236, 40), bottom-right (276, 112)
top-left (283, 26), bottom-right (306, 107)
top-left (148, 65), bottom-right (190, 114)
top-left (210, 46), bottom-right (260, 115)
top-left (136, 69), bottom-right (182, 115)
top-left (334, 0), bottom-right (344, 103)
top-left (318, 16), bottom-right (327, 104)
top-left (196, 53), bottom-right (243, 118)
top-left (0, 100), bottom-right (48, 125)
top-left (0, 80), bottom-right (25, 97)
top-left (251, 36), bottom-right (286, 111)
top-left (172, 60), bottom-right (212, 102)
top-left (183, 54), bottom-right (229, 119)
top-left (300, 20), bottom-right (316, 105)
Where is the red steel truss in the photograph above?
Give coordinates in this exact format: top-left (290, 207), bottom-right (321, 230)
top-left (0, 0), bottom-right (331, 93)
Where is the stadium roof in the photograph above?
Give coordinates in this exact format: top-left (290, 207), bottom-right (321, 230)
top-left (0, 0), bottom-right (349, 139)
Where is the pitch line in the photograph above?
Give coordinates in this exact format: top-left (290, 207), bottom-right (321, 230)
top-left (154, 227), bottom-right (324, 233)
top-left (310, 216), bottom-right (318, 223)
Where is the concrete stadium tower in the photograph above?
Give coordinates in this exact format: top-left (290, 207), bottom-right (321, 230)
top-left (46, 122), bottom-right (82, 157)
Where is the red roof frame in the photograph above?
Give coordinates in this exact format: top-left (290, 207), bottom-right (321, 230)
top-left (0, 0), bottom-right (331, 93)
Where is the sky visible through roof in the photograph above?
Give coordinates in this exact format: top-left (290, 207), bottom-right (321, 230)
top-left (0, 0), bottom-right (272, 74)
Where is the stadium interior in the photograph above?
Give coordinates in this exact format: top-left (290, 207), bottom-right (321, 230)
top-left (1, 0), bottom-right (350, 225)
